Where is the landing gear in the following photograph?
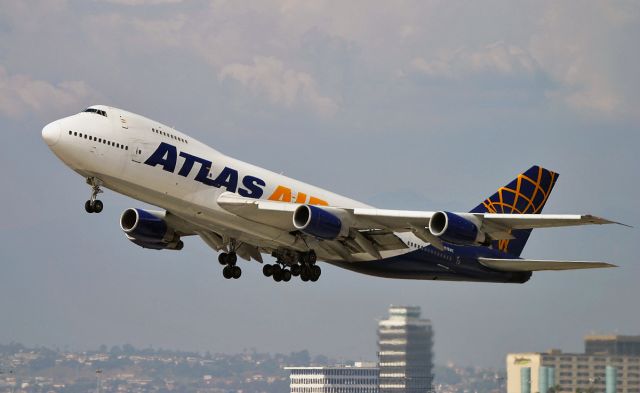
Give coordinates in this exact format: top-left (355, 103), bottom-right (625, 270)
top-left (299, 250), bottom-right (317, 265)
top-left (219, 251), bottom-right (241, 279)
top-left (299, 264), bottom-right (321, 282)
top-left (222, 265), bottom-right (241, 279)
top-left (85, 177), bottom-right (104, 213)
top-left (84, 199), bottom-right (103, 213)
top-left (218, 252), bottom-right (237, 266)
top-left (264, 250), bottom-right (321, 283)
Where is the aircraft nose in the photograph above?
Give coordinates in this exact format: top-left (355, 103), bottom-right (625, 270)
top-left (42, 121), bottom-right (61, 146)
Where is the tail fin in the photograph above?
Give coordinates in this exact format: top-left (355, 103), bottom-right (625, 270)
top-left (470, 166), bottom-right (559, 257)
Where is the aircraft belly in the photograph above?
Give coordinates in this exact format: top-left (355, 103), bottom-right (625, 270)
top-left (327, 249), bottom-right (532, 283)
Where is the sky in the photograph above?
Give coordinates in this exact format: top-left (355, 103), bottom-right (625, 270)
top-left (0, 0), bottom-right (639, 368)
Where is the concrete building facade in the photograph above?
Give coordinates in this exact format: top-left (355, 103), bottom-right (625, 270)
top-left (377, 306), bottom-right (434, 393)
top-left (507, 350), bottom-right (640, 393)
top-left (286, 363), bottom-right (379, 393)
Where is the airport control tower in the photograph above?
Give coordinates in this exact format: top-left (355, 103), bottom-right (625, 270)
top-left (378, 306), bottom-right (434, 393)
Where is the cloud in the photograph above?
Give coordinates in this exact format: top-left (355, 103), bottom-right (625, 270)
top-left (411, 42), bottom-right (539, 79)
top-left (0, 66), bottom-right (101, 119)
top-left (529, 1), bottom-right (639, 117)
top-left (98, 0), bottom-right (183, 5)
top-left (1, 0), bottom-right (637, 124)
top-left (219, 56), bottom-right (338, 117)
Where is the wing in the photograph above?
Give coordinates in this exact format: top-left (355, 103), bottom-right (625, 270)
top-left (482, 213), bottom-right (623, 230)
top-left (217, 192), bottom-right (435, 230)
top-left (217, 192), bottom-right (623, 259)
top-left (478, 258), bottom-right (617, 272)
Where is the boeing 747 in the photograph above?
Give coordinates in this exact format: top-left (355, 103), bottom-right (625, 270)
top-left (42, 105), bottom-right (621, 283)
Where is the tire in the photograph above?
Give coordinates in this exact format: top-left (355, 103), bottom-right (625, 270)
top-left (272, 264), bottom-right (282, 275)
top-left (282, 269), bottom-right (292, 282)
top-left (232, 266), bottom-right (242, 279)
top-left (263, 264), bottom-right (273, 277)
top-left (93, 200), bottom-right (104, 213)
top-left (84, 200), bottom-right (94, 213)
top-left (273, 269), bottom-right (283, 282)
top-left (227, 252), bottom-right (238, 265)
top-left (175, 240), bottom-right (184, 251)
top-left (310, 265), bottom-right (321, 282)
top-left (291, 264), bottom-right (301, 276)
top-left (300, 273), bottom-right (309, 282)
top-left (218, 253), bottom-right (228, 265)
top-left (222, 265), bottom-right (233, 279)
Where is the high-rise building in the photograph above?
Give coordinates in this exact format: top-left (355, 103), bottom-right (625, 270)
top-left (585, 335), bottom-right (640, 357)
top-left (285, 363), bottom-right (379, 393)
top-left (377, 306), bottom-right (434, 393)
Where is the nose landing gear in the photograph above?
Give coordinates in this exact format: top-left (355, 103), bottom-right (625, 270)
top-left (84, 177), bottom-right (104, 213)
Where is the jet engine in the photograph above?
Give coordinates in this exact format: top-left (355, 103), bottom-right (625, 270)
top-left (293, 205), bottom-right (343, 240)
top-left (120, 208), bottom-right (183, 250)
top-left (428, 211), bottom-right (488, 246)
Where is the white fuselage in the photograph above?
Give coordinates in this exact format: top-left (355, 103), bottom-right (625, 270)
top-left (42, 105), bottom-right (423, 261)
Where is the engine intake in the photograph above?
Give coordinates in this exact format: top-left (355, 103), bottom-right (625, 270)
top-left (429, 211), bottom-right (487, 246)
top-left (293, 205), bottom-right (342, 240)
top-left (120, 208), bottom-right (183, 250)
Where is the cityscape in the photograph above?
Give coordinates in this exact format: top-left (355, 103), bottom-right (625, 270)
top-left (1, 306), bottom-right (637, 393)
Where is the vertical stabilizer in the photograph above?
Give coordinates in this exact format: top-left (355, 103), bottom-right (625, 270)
top-left (470, 166), bottom-right (559, 257)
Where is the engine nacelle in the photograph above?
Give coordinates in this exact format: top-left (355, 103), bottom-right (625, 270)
top-left (293, 205), bottom-right (343, 240)
top-left (428, 211), bottom-right (487, 246)
top-left (120, 208), bottom-right (183, 250)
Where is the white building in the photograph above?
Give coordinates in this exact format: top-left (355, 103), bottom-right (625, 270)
top-left (285, 363), bottom-right (379, 393)
top-left (378, 306), bottom-right (434, 393)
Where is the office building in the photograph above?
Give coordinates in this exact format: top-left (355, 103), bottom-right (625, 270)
top-left (585, 335), bottom-right (640, 357)
top-left (507, 347), bottom-right (640, 393)
top-left (286, 363), bottom-right (379, 393)
top-left (378, 306), bottom-right (434, 393)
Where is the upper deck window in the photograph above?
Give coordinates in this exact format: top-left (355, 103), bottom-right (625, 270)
top-left (84, 108), bottom-right (108, 117)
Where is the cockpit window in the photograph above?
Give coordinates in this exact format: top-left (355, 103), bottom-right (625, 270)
top-left (84, 108), bottom-right (108, 117)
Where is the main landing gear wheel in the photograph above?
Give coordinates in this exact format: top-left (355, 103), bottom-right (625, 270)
top-left (218, 252), bottom-right (238, 266)
top-left (310, 265), bottom-right (321, 282)
top-left (263, 264), bottom-right (274, 277)
top-left (272, 265), bottom-right (283, 282)
top-left (222, 264), bottom-right (242, 279)
top-left (231, 265), bottom-right (241, 279)
top-left (219, 252), bottom-right (241, 279)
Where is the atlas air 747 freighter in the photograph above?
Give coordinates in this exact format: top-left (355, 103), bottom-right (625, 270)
top-left (42, 105), bottom-right (621, 284)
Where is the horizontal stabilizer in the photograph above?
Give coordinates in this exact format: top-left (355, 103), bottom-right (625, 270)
top-left (478, 257), bottom-right (617, 272)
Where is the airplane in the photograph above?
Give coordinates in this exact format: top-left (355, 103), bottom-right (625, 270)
top-left (42, 105), bottom-right (622, 284)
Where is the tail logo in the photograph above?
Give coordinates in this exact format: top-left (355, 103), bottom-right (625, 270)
top-left (479, 167), bottom-right (558, 252)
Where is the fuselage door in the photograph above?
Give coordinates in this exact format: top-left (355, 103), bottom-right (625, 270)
top-left (119, 114), bottom-right (129, 129)
top-left (132, 142), bottom-right (145, 163)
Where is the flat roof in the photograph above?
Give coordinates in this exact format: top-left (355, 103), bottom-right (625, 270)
top-left (585, 335), bottom-right (640, 342)
top-left (284, 366), bottom-right (379, 370)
